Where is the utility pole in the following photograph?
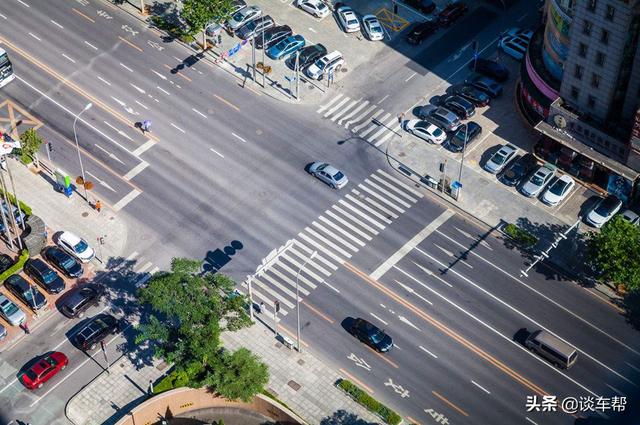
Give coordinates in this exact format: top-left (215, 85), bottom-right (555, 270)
top-left (261, 30), bottom-right (266, 88)
top-left (296, 251), bottom-right (317, 353)
top-left (73, 103), bottom-right (92, 204)
top-left (252, 37), bottom-right (256, 82)
top-left (457, 124), bottom-right (469, 185)
top-left (273, 300), bottom-right (280, 336)
top-left (5, 159), bottom-right (25, 231)
top-left (0, 169), bottom-right (21, 249)
top-left (295, 50), bottom-right (300, 100)
top-left (100, 340), bottom-right (110, 374)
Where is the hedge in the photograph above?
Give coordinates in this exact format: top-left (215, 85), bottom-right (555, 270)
top-left (337, 380), bottom-right (402, 425)
top-left (0, 189), bottom-right (32, 217)
top-left (0, 249), bottom-right (29, 283)
top-left (504, 223), bottom-right (538, 247)
top-left (152, 369), bottom-right (191, 395)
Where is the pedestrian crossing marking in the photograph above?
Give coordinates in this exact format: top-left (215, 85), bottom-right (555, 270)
top-left (364, 179), bottom-right (412, 208)
top-left (370, 174), bottom-right (418, 202)
top-left (268, 266), bottom-right (312, 295)
top-left (304, 226), bottom-right (354, 258)
top-left (298, 232), bottom-right (346, 264)
top-left (345, 104), bottom-right (377, 129)
top-left (360, 112), bottom-right (391, 137)
top-left (280, 254), bottom-right (325, 285)
top-left (350, 190), bottom-right (398, 220)
top-left (288, 246), bottom-right (332, 276)
top-left (312, 220), bottom-right (360, 252)
top-left (352, 109), bottom-right (383, 132)
top-left (324, 97), bottom-right (351, 118)
top-left (260, 271), bottom-right (301, 300)
top-left (366, 115), bottom-right (396, 142)
top-left (332, 99), bottom-right (360, 122)
top-left (252, 277), bottom-right (296, 309)
top-left (294, 240), bottom-right (338, 270)
top-left (318, 215), bottom-right (366, 247)
top-left (324, 210), bottom-right (373, 240)
top-left (377, 169), bottom-right (424, 197)
top-left (339, 100), bottom-right (370, 125)
top-left (374, 123), bottom-right (402, 147)
top-left (338, 200), bottom-right (385, 231)
top-left (346, 193), bottom-right (395, 222)
top-left (358, 184), bottom-right (406, 213)
top-left (317, 93), bottom-right (344, 113)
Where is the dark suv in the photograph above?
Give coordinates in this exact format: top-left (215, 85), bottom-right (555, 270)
top-left (438, 2), bottom-right (468, 26)
top-left (60, 286), bottom-right (101, 318)
top-left (406, 21), bottom-right (438, 45)
top-left (350, 318), bottom-right (393, 352)
top-left (24, 258), bottom-right (65, 294)
top-left (403, 0), bottom-right (436, 14)
top-left (4, 274), bottom-right (47, 311)
top-left (73, 314), bottom-right (119, 350)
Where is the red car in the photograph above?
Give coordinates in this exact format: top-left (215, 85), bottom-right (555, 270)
top-left (19, 352), bottom-right (68, 389)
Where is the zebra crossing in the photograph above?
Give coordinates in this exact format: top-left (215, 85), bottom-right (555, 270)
top-left (240, 169), bottom-right (424, 321)
top-left (317, 94), bottom-right (402, 147)
top-left (120, 251), bottom-right (160, 288)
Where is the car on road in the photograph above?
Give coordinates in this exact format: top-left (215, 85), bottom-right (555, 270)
top-left (58, 231), bottom-right (95, 263)
top-left (236, 15), bottom-right (275, 40)
top-left (60, 286), bottom-right (102, 318)
top-left (415, 105), bottom-right (461, 132)
top-left (350, 318), bottom-right (393, 352)
top-left (305, 50), bottom-right (344, 80)
top-left (620, 209), bottom-right (640, 226)
top-left (586, 195), bottom-right (623, 228)
top-left (24, 258), bottom-right (65, 294)
top-left (438, 2), bottom-right (468, 26)
top-left (227, 5), bottom-right (261, 32)
top-left (465, 75), bottom-right (503, 98)
top-left (0, 294), bottom-right (26, 326)
top-left (336, 5), bottom-right (360, 33)
top-left (43, 246), bottom-right (83, 279)
top-left (499, 35), bottom-right (529, 61)
top-left (5, 274), bottom-right (47, 311)
top-left (287, 43), bottom-right (327, 70)
top-left (484, 143), bottom-right (517, 174)
top-left (308, 162), bottom-right (349, 189)
top-left (296, 0), bottom-right (330, 19)
top-left (73, 314), bottom-right (119, 350)
top-left (19, 352), bottom-right (68, 390)
top-left (255, 25), bottom-right (292, 49)
top-left (362, 15), bottom-right (384, 41)
top-left (450, 85), bottom-right (490, 107)
top-left (520, 164), bottom-right (555, 197)
top-left (406, 20), bottom-right (438, 45)
top-left (440, 95), bottom-right (475, 119)
top-left (445, 121), bottom-right (482, 152)
top-left (402, 0), bottom-right (436, 14)
top-left (405, 120), bottom-right (447, 144)
top-left (266, 34), bottom-right (305, 60)
top-left (469, 58), bottom-right (509, 82)
top-left (499, 153), bottom-right (537, 186)
top-left (0, 253), bottom-right (14, 274)
top-left (541, 174), bottom-right (575, 206)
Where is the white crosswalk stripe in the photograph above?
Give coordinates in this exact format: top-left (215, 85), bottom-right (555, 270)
top-left (324, 97), bottom-right (351, 118)
top-left (317, 93), bottom-right (344, 113)
top-left (349, 190), bottom-right (398, 220)
top-left (370, 174), bottom-right (418, 202)
top-left (366, 115), bottom-right (397, 142)
top-left (345, 104), bottom-right (377, 129)
top-left (339, 100), bottom-right (370, 125)
top-left (331, 99), bottom-right (360, 122)
top-left (360, 112), bottom-right (390, 137)
top-left (345, 193), bottom-right (394, 222)
top-left (352, 110), bottom-right (383, 133)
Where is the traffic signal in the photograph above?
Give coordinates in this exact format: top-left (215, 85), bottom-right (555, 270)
top-left (47, 142), bottom-right (53, 152)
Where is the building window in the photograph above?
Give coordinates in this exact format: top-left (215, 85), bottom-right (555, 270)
top-left (583, 20), bottom-right (592, 36)
top-left (588, 0), bottom-right (597, 11)
top-left (596, 51), bottom-right (606, 66)
top-left (587, 95), bottom-right (596, 108)
top-left (574, 65), bottom-right (584, 79)
top-left (591, 73), bottom-right (601, 88)
top-left (605, 5), bottom-right (615, 21)
top-left (579, 43), bottom-right (588, 57)
top-left (601, 29), bottom-right (609, 44)
top-left (571, 86), bottom-right (580, 100)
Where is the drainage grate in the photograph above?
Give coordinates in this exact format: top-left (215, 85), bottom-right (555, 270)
top-left (287, 380), bottom-right (301, 391)
top-left (297, 359), bottom-right (305, 366)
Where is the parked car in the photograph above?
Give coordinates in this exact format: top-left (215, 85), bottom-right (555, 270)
top-left (336, 5), bottom-right (360, 33)
top-left (402, 0), bottom-right (436, 14)
top-left (465, 75), bottom-right (503, 98)
top-left (484, 144), bottom-right (517, 174)
top-left (308, 162), bottom-right (349, 189)
top-left (361, 15), bottom-right (384, 41)
top-left (73, 314), bottom-right (119, 350)
top-left (0, 294), bottom-right (26, 326)
top-left (405, 120), bottom-right (447, 144)
top-left (620, 209), bottom-right (640, 226)
top-left (415, 105), bottom-right (461, 132)
top-left (499, 153), bottom-right (537, 186)
top-left (288, 43), bottom-right (327, 70)
top-left (266, 34), bottom-right (305, 60)
top-left (586, 195), bottom-right (622, 228)
top-left (236, 15), bottom-right (274, 40)
top-left (0, 324), bottom-right (6, 340)
top-left (296, 0), bottom-right (330, 19)
top-left (255, 25), bottom-right (292, 50)
top-left (0, 254), bottom-right (14, 274)
top-left (445, 122), bottom-right (482, 152)
top-left (441, 95), bottom-right (475, 119)
top-left (469, 58), bottom-right (509, 82)
top-left (520, 164), bottom-right (556, 198)
top-left (43, 246), bottom-right (83, 278)
top-left (19, 352), bottom-right (68, 390)
top-left (5, 274), bottom-right (47, 311)
top-left (542, 174), bottom-right (575, 206)
top-left (226, 6), bottom-right (261, 32)
top-left (406, 20), bottom-right (438, 45)
top-left (450, 85), bottom-right (490, 107)
top-left (499, 35), bottom-right (529, 61)
top-left (305, 51), bottom-right (344, 80)
top-left (24, 258), bottom-right (65, 294)
top-left (438, 2), bottom-right (468, 26)
top-left (60, 286), bottom-right (102, 319)
top-left (2, 201), bottom-right (25, 225)
top-left (505, 27), bottom-right (534, 41)
top-left (350, 318), bottom-right (393, 352)
top-left (58, 231), bottom-right (95, 263)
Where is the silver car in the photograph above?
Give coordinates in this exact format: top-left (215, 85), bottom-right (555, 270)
top-left (416, 105), bottom-right (461, 132)
top-left (227, 6), bottom-right (261, 32)
top-left (484, 144), bottom-right (517, 174)
top-left (336, 5), bottom-right (360, 33)
top-left (308, 162), bottom-right (349, 189)
top-left (520, 164), bottom-right (555, 197)
top-left (0, 294), bottom-right (26, 326)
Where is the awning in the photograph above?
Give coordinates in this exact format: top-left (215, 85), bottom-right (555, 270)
top-left (534, 121), bottom-right (640, 181)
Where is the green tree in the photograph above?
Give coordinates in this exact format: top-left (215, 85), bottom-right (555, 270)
top-left (18, 128), bottom-right (44, 164)
top-left (181, 0), bottom-right (234, 49)
top-left (588, 215), bottom-right (640, 291)
top-left (205, 348), bottom-right (269, 401)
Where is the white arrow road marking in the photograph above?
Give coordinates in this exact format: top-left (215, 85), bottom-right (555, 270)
top-left (370, 312), bottom-right (388, 326)
top-left (86, 171), bottom-right (116, 192)
top-left (395, 280), bottom-right (433, 305)
top-left (411, 260), bottom-right (453, 288)
top-left (398, 315), bottom-right (420, 331)
top-left (94, 144), bottom-right (124, 164)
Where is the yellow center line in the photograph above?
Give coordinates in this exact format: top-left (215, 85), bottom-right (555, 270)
top-left (118, 36), bottom-right (143, 53)
top-left (301, 300), bottom-right (334, 323)
top-left (213, 94), bottom-right (240, 111)
top-left (338, 368), bottom-right (374, 394)
top-left (432, 391), bottom-right (469, 417)
top-left (71, 8), bottom-right (95, 23)
top-left (163, 64), bottom-right (192, 82)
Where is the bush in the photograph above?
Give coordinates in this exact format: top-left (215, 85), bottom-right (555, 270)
top-left (337, 380), bottom-right (402, 425)
top-left (0, 189), bottom-right (32, 217)
top-left (152, 368), bottom-right (191, 394)
top-left (150, 15), bottom-right (194, 43)
top-left (18, 128), bottom-right (43, 165)
top-left (0, 249), bottom-right (29, 283)
top-left (504, 223), bottom-right (538, 247)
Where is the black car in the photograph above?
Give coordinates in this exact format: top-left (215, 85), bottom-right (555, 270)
top-left (441, 95), bottom-right (475, 119)
top-left (236, 15), bottom-right (274, 41)
top-left (465, 75), bottom-right (503, 98)
top-left (351, 318), bottom-right (393, 352)
top-left (4, 274), bottom-right (47, 311)
top-left (438, 2), bottom-right (468, 26)
top-left (446, 122), bottom-right (482, 152)
top-left (406, 21), bottom-right (438, 45)
top-left (42, 246), bottom-right (83, 279)
top-left (0, 254), bottom-right (14, 274)
top-left (499, 153), bottom-right (538, 186)
top-left (403, 0), bottom-right (436, 14)
top-left (24, 258), bottom-right (65, 294)
top-left (469, 58), bottom-right (509, 82)
top-left (255, 25), bottom-right (292, 49)
top-left (450, 85), bottom-right (490, 107)
top-left (288, 43), bottom-right (327, 70)
top-left (73, 314), bottom-right (119, 350)
top-left (60, 286), bottom-right (101, 318)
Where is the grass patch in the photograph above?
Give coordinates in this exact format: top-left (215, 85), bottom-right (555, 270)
top-left (0, 249), bottom-right (29, 283)
top-left (504, 223), bottom-right (538, 247)
top-left (337, 379), bottom-right (402, 425)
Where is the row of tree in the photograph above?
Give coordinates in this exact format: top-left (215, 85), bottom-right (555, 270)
top-left (181, 0), bottom-right (236, 48)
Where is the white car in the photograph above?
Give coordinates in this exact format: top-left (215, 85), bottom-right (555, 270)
top-left (227, 6), bottom-right (262, 32)
top-left (541, 174), bottom-right (575, 206)
top-left (520, 164), bottom-right (555, 198)
top-left (586, 195), bottom-right (623, 228)
top-left (484, 144), bottom-right (517, 174)
top-left (499, 35), bottom-right (529, 61)
top-left (405, 120), bottom-right (447, 144)
top-left (305, 50), bottom-right (344, 80)
top-left (336, 5), bottom-right (360, 33)
top-left (362, 15), bottom-right (384, 41)
top-left (0, 294), bottom-right (26, 326)
top-left (297, 0), bottom-right (330, 19)
top-left (58, 231), bottom-right (95, 263)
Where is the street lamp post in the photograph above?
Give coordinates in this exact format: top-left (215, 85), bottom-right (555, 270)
top-left (73, 103), bottom-right (92, 203)
top-left (456, 123), bottom-right (469, 199)
top-left (296, 250), bottom-right (317, 353)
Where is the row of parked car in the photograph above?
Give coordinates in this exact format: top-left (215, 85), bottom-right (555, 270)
top-left (403, 1), bottom-right (468, 45)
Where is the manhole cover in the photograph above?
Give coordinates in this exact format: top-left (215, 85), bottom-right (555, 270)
top-left (287, 380), bottom-right (301, 391)
top-left (120, 363), bottom-right (125, 368)
top-left (297, 359), bottom-right (305, 366)
top-left (82, 212), bottom-right (89, 217)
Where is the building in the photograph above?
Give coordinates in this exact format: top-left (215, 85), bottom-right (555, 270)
top-left (517, 0), bottom-right (640, 203)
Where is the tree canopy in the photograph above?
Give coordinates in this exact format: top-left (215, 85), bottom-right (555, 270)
top-left (181, 0), bottom-right (235, 36)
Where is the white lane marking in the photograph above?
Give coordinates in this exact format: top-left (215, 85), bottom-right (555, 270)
top-left (170, 123), bottom-right (186, 133)
top-left (231, 132), bottom-right (247, 143)
top-left (419, 345), bottom-right (438, 358)
top-left (102, 120), bottom-right (134, 142)
top-left (395, 280), bottom-right (433, 305)
top-left (352, 109), bottom-right (383, 132)
top-left (322, 280), bottom-right (340, 293)
top-left (517, 13), bottom-right (528, 22)
top-left (398, 315), bottom-right (420, 330)
top-left (370, 312), bottom-right (388, 326)
top-left (346, 192), bottom-right (394, 223)
top-left (130, 83), bottom-right (146, 94)
top-left (411, 260), bottom-right (453, 288)
top-left (28, 32), bottom-right (41, 41)
top-left (123, 162), bottom-right (149, 181)
top-left (110, 96), bottom-right (126, 106)
top-left (627, 362), bottom-right (640, 373)
top-left (50, 20), bottom-right (64, 29)
top-left (325, 210), bottom-right (372, 241)
top-left (317, 93), bottom-right (344, 113)
top-left (377, 94), bottom-right (389, 104)
top-left (298, 232), bottom-right (345, 265)
top-left (172, 56), bottom-right (182, 62)
top-left (17, 0), bottom-right (30, 7)
top-left (436, 230), bottom-right (640, 358)
top-left (393, 344), bottom-right (401, 350)
top-left (311, 221), bottom-right (359, 252)
top-left (308, 27), bottom-right (317, 33)
top-left (318, 215), bottom-right (365, 247)
top-left (605, 383), bottom-right (626, 396)
top-left (346, 104), bottom-right (378, 130)
top-left (360, 112), bottom-right (390, 137)
top-left (377, 169), bottom-right (423, 197)
top-left (94, 144), bottom-right (124, 165)
top-left (370, 174), bottom-right (417, 202)
top-left (113, 189), bottom-right (142, 211)
top-left (405, 72), bottom-right (417, 82)
top-left (338, 100), bottom-right (369, 125)
top-left (433, 243), bottom-right (453, 257)
top-left (151, 69), bottom-right (167, 80)
top-left (192, 108), bottom-right (207, 118)
top-left (84, 41), bottom-right (98, 50)
top-left (156, 86), bottom-right (170, 95)
top-left (364, 179), bottom-right (411, 208)
top-left (471, 380), bottom-right (491, 394)
top-left (97, 76), bottom-right (111, 86)
top-left (324, 97), bottom-right (351, 118)
top-left (120, 62), bottom-right (134, 72)
top-left (135, 100), bottom-right (149, 110)
top-left (209, 148), bottom-right (224, 158)
top-left (331, 99), bottom-right (360, 122)
top-left (338, 199), bottom-right (385, 230)
top-left (358, 184), bottom-right (405, 213)
top-left (525, 418), bottom-right (538, 425)
top-left (332, 205), bottom-right (379, 235)
top-left (294, 240), bottom-right (338, 271)
top-left (304, 227), bottom-right (352, 258)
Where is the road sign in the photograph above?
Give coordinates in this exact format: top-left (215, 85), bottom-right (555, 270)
top-left (451, 180), bottom-right (462, 189)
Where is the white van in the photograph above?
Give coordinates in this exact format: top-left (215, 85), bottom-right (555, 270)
top-left (525, 330), bottom-right (578, 369)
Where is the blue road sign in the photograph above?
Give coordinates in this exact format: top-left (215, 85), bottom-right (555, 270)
top-left (451, 180), bottom-right (462, 189)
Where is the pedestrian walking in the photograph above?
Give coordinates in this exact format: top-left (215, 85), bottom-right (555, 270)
top-left (95, 200), bottom-right (102, 212)
top-left (398, 112), bottom-right (405, 124)
top-left (141, 119), bottom-right (152, 133)
top-left (259, 301), bottom-right (265, 313)
top-left (21, 322), bottom-right (30, 335)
